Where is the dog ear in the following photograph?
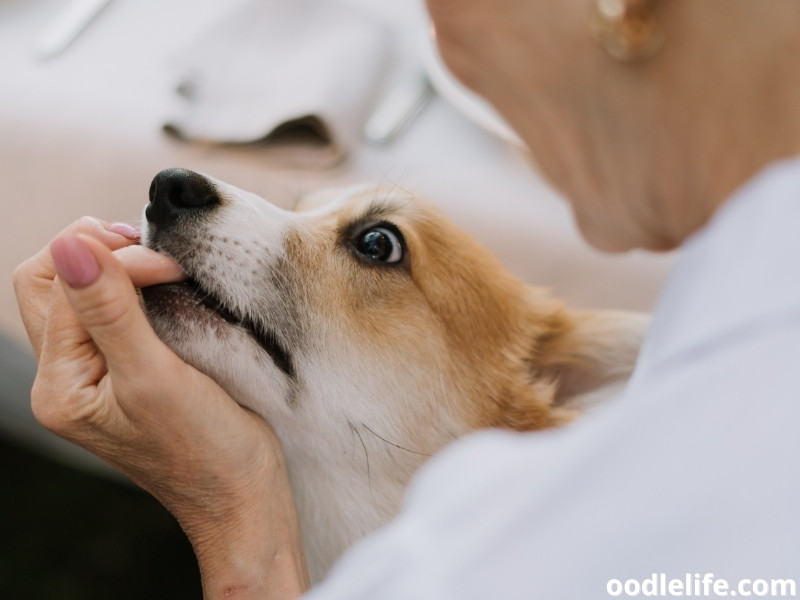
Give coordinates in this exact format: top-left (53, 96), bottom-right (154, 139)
top-left (477, 299), bottom-right (649, 432)
top-left (531, 308), bottom-right (650, 408)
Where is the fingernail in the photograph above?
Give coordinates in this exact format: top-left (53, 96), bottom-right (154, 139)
top-left (50, 235), bottom-right (100, 288)
top-left (107, 222), bottom-right (140, 240)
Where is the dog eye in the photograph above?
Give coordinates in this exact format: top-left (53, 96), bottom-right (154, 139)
top-left (355, 226), bottom-right (403, 263)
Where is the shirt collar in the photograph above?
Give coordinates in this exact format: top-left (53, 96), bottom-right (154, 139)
top-left (635, 156), bottom-right (800, 374)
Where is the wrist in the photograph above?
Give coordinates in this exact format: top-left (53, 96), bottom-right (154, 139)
top-left (188, 475), bottom-right (310, 600)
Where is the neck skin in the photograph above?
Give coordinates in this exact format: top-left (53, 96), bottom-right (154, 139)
top-left (430, 0), bottom-right (800, 253)
top-left (560, 0), bottom-right (800, 252)
top-left (623, 1), bottom-right (800, 250)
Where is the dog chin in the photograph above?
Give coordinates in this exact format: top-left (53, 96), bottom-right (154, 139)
top-left (141, 282), bottom-right (294, 415)
top-left (142, 281), bottom-right (229, 331)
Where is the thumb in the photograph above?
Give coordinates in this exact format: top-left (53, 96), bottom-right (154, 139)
top-left (50, 232), bottom-right (174, 378)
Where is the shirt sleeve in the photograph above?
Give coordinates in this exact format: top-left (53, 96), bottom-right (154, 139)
top-left (302, 423), bottom-right (615, 600)
top-left (303, 323), bottom-right (800, 599)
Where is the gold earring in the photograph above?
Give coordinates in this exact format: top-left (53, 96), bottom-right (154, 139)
top-left (593, 0), bottom-right (665, 62)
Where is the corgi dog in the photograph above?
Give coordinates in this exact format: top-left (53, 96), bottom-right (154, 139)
top-left (140, 168), bottom-right (648, 582)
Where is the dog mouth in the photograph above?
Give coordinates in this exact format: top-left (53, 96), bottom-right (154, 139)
top-left (142, 278), bottom-right (295, 379)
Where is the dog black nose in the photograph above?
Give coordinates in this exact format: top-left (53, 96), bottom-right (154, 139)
top-left (146, 168), bottom-right (220, 226)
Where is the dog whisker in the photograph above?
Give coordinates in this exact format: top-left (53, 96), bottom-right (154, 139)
top-left (361, 424), bottom-right (431, 457)
top-left (348, 420), bottom-right (371, 491)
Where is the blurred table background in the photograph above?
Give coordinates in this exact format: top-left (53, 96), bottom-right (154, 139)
top-left (0, 0), bottom-right (675, 597)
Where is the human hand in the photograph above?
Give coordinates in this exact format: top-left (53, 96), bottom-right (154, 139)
top-left (13, 217), bottom-right (309, 599)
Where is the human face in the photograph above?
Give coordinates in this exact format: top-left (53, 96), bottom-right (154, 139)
top-left (426, 0), bottom-right (732, 253)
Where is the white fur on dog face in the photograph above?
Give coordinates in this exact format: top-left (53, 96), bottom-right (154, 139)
top-left (141, 173), bottom-right (648, 581)
top-left (141, 179), bottom-right (476, 578)
top-left (142, 177), bottom-right (300, 421)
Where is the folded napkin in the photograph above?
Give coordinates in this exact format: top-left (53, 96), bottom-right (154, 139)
top-left (164, 0), bottom-right (391, 169)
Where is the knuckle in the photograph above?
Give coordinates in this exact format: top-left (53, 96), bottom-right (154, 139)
top-left (30, 376), bottom-right (67, 433)
top-left (73, 215), bottom-right (105, 233)
top-left (12, 260), bottom-right (34, 293)
top-left (80, 285), bottom-right (135, 332)
top-left (31, 373), bottom-right (107, 440)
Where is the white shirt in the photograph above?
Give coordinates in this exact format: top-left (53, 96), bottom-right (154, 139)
top-left (306, 158), bottom-right (800, 599)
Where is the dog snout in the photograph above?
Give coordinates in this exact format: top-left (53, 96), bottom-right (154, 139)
top-left (146, 168), bottom-right (220, 226)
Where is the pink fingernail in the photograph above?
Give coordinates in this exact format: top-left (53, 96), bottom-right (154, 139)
top-left (50, 235), bottom-right (100, 288)
top-left (107, 222), bottom-right (140, 240)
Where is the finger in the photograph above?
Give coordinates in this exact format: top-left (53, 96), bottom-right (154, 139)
top-left (50, 232), bottom-right (176, 380)
top-left (21, 217), bottom-right (139, 286)
top-left (113, 245), bottom-right (186, 288)
top-left (32, 281), bottom-right (110, 439)
top-left (14, 217), bottom-right (141, 359)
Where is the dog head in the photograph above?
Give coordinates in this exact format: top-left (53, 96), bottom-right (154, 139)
top-left (140, 168), bottom-right (648, 577)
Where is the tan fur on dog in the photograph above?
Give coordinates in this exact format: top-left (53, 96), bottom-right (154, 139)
top-left (141, 173), bottom-right (648, 581)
